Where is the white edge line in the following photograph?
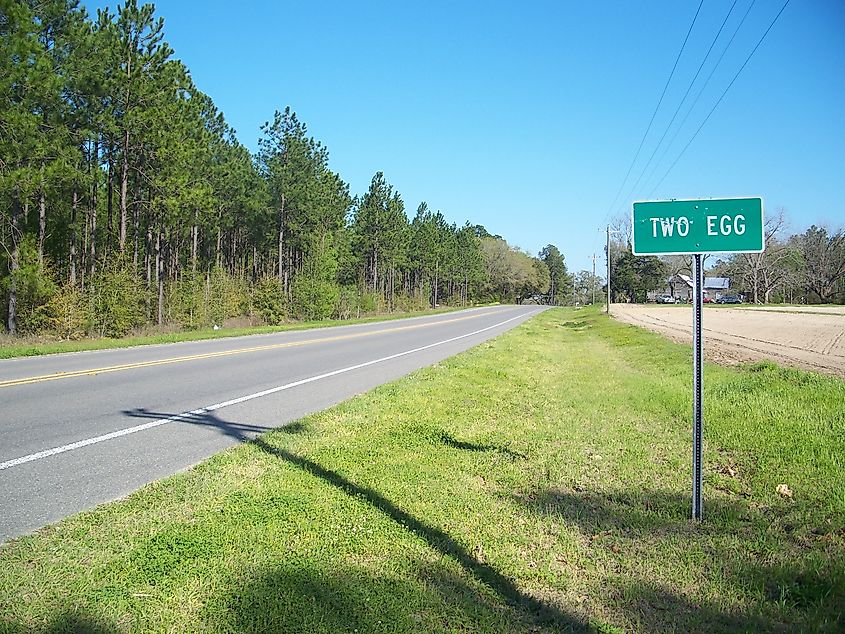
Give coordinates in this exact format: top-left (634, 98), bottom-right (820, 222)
top-left (0, 309), bottom-right (538, 471)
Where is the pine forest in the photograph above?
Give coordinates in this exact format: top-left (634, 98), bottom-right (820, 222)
top-left (1, 0), bottom-right (566, 339)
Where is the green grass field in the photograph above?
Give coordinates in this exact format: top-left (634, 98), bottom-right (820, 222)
top-left (1, 307), bottom-right (843, 633)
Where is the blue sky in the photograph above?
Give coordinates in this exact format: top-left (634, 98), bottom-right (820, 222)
top-left (85, 0), bottom-right (845, 275)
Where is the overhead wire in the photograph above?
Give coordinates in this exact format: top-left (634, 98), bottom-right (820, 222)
top-left (600, 0), bottom-right (705, 225)
top-left (640, 0), bottom-right (757, 194)
top-left (647, 0), bottom-right (791, 198)
top-left (619, 0), bottom-right (739, 209)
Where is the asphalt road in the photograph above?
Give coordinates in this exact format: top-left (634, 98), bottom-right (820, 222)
top-left (0, 305), bottom-right (543, 541)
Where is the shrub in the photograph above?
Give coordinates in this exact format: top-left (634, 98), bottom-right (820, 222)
top-left (0, 237), bottom-right (57, 335)
top-left (251, 277), bottom-right (286, 325)
top-left (88, 258), bottom-right (146, 337)
top-left (291, 273), bottom-right (340, 321)
top-left (395, 288), bottom-right (429, 313)
top-left (37, 283), bottom-right (91, 339)
top-left (207, 266), bottom-right (249, 326)
top-left (165, 267), bottom-right (250, 329)
top-left (167, 272), bottom-right (206, 329)
top-left (336, 285), bottom-right (360, 320)
top-left (357, 290), bottom-right (380, 315)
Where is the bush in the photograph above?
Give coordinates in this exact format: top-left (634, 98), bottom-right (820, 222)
top-left (394, 288), bottom-right (429, 313)
top-left (251, 277), bottom-right (286, 325)
top-left (165, 267), bottom-right (250, 329)
top-left (88, 258), bottom-right (146, 337)
top-left (37, 283), bottom-right (91, 339)
top-left (336, 285), bottom-right (360, 320)
top-left (0, 237), bottom-right (57, 335)
top-left (357, 290), bottom-right (380, 315)
top-left (291, 273), bottom-right (340, 321)
top-left (207, 266), bottom-right (249, 326)
top-left (167, 272), bottom-right (206, 329)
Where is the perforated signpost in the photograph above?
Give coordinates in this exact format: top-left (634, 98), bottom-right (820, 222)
top-left (632, 197), bottom-right (764, 521)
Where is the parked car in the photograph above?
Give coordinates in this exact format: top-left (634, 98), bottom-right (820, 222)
top-left (717, 295), bottom-right (742, 304)
top-left (702, 296), bottom-right (714, 303)
top-left (656, 294), bottom-right (680, 304)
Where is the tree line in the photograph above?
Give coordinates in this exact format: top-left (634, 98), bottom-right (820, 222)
top-left (1, 0), bottom-right (569, 339)
top-left (606, 211), bottom-right (845, 304)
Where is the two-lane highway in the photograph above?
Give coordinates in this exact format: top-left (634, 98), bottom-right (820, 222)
top-left (0, 305), bottom-right (543, 541)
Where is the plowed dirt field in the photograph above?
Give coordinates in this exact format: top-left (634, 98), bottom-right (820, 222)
top-left (611, 304), bottom-right (845, 377)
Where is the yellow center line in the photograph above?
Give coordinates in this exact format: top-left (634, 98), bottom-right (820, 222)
top-left (0, 308), bottom-right (513, 389)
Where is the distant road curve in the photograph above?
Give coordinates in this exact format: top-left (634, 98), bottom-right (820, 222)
top-left (0, 305), bottom-right (544, 541)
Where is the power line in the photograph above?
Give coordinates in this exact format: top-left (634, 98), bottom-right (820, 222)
top-left (641, 0), bottom-right (757, 194)
top-left (620, 0), bottom-right (739, 209)
top-left (601, 0), bottom-right (704, 223)
top-left (647, 0), bottom-right (790, 198)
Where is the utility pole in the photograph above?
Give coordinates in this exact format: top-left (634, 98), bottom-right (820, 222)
top-left (592, 254), bottom-right (596, 305)
top-left (606, 225), bottom-right (611, 314)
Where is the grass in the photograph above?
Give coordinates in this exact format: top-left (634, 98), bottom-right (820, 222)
top-left (1, 307), bottom-right (843, 633)
top-left (0, 306), bottom-right (466, 360)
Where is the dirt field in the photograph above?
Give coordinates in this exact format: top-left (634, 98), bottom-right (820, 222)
top-left (611, 304), bottom-right (845, 377)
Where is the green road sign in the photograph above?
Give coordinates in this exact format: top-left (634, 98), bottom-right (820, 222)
top-left (632, 197), bottom-right (764, 256)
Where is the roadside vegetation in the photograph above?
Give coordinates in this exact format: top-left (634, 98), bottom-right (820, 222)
top-left (0, 305), bottom-right (467, 360)
top-left (1, 307), bottom-right (842, 633)
top-left (2, 1), bottom-right (570, 342)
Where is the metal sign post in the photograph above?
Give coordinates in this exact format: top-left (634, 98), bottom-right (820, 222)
top-left (692, 254), bottom-right (704, 521)
top-left (630, 197), bottom-right (765, 523)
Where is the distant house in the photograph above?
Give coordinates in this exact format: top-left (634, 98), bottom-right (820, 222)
top-left (648, 275), bottom-right (731, 302)
top-left (648, 274), bottom-right (692, 302)
top-left (672, 274), bottom-right (694, 301)
top-left (704, 277), bottom-right (730, 300)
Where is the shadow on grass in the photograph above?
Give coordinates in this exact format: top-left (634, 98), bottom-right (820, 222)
top-left (2, 612), bottom-right (119, 634)
top-left (606, 578), bottom-right (771, 634)
top-left (516, 487), bottom-right (750, 534)
top-left (120, 408), bottom-right (588, 632)
top-left (224, 562), bottom-right (542, 633)
top-left (514, 487), bottom-right (845, 633)
top-left (605, 568), bottom-right (845, 633)
top-left (251, 437), bottom-right (585, 630)
top-left (435, 430), bottom-right (527, 460)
